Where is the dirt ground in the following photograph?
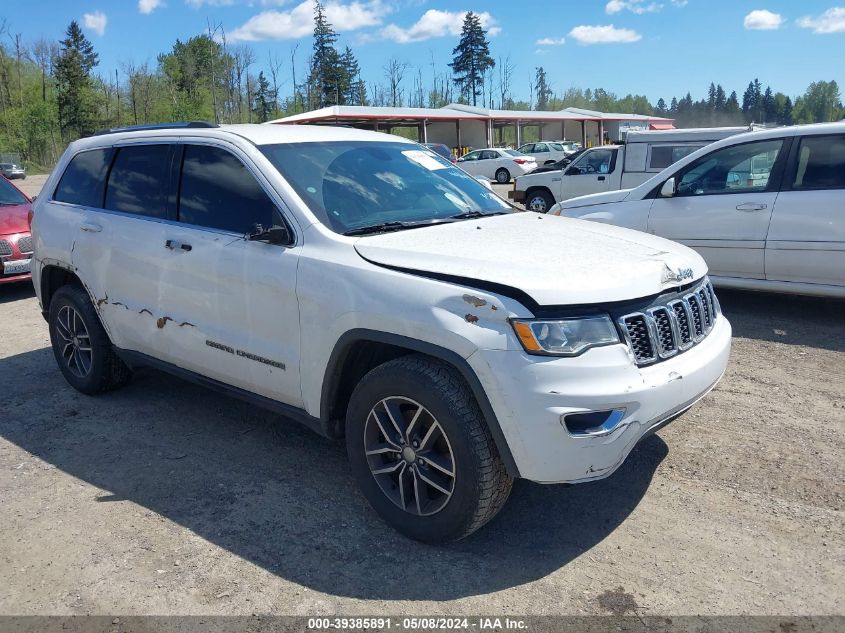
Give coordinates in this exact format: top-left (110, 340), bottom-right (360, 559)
top-left (0, 175), bottom-right (842, 616)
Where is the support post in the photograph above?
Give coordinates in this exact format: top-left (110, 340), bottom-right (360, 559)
top-left (456, 120), bottom-right (462, 155)
top-left (581, 120), bottom-right (586, 147)
top-left (516, 121), bottom-right (521, 147)
top-left (561, 121), bottom-right (566, 141)
top-left (599, 120), bottom-right (604, 145)
top-left (422, 119), bottom-right (428, 143)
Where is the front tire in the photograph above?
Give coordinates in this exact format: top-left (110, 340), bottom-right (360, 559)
top-left (346, 355), bottom-right (512, 543)
top-left (48, 285), bottom-right (132, 395)
top-left (526, 189), bottom-right (555, 213)
top-left (495, 168), bottom-right (511, 184)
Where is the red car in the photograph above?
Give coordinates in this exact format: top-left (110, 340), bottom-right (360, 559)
top-left (0, 175), bottom-right (34, 285)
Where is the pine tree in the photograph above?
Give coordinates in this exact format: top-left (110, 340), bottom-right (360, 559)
top-left (340, 46), bottom-right (363, 105)
top-left (669, 97), bottom-right (679, 115)
top-left (655, 97), bottom-right (667, 115)
top-left (707, 83), bottom-right (717, 109)
top-left (449, 12), bottom-right (495, 106)
top-left (310, 2), bottom-right (341, 107)
top-left (715, 85), bottom-right (727, 111)
top-left (534, 67), bottom-right (552, 111)
top-left (55, 21), bottom-right (99, 139)
top-left (252, 71), bottom-right (276, 122)
top-left (762, 86), bottom-right (775, 123)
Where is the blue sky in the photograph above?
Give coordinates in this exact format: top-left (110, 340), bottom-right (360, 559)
top-left (4, 1), bottom-right (844, 105)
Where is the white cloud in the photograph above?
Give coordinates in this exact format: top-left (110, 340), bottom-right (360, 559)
top-left (83, 11), bottom-right (107, 36)
top-left (797, 7), bottom-right (845, 34)
top-left (139, 0), bottom-right (164, 14)
top-left (671, 0), bottom-right (687, 6)
top-left (535, 37), bottom-right (565, 46)
top-left (606, 0), bottom-right (662, 15)
top-left (380, 9), bottom-right (500, 44)
top-left (229, 0), bottom-right (386, 41)
top-left (568, 24), bottom-right (641, 44)
top-left (743, 9), bottom-right (785, 30)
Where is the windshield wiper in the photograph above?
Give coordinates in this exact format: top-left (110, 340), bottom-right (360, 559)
top-left (343, 220), bottom-right (450, 236)
top-left (449, 210), bottom-right (508, 220)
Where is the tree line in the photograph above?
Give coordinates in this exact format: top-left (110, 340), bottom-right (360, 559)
top-left (0, 5), bottom-right (843, 170)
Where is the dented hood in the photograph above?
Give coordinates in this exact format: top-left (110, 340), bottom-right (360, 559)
top-left (354, 213), bottom-right (707, 307)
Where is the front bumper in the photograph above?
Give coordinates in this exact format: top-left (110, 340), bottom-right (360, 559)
top-left (468, 314), bottom-right (732, 483)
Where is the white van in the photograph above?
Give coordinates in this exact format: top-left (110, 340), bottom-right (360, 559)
top-left (510, 126), bottom-right (753, 212)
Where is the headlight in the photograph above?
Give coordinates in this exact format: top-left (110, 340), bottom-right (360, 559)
top-left (511, 315), bottom-right (619, 356)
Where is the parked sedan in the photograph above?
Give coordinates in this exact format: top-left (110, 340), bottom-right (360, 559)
top-left (551, 122), bottom-right (845, 297)
top-left (517, 141), bottom-right (576, 165)
top-left (457, 148), bottom-right (536, 183)
top-left (0, 162), bottom-right (26, 180)
top-left (0, 176), bottom-right (34, 284)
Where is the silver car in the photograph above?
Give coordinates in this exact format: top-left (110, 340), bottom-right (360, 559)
top-left (0, 163), bottom-right (25, 179)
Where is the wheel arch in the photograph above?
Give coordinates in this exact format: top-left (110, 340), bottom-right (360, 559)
top-left (321, 329), bottom-right (520, 477)
top-left (39, 264), bottom-right (85, 318)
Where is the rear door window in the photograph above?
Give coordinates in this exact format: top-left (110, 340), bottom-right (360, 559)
top-left (54, 148), bottom-right (114, 208)
top-left (104, 144), bottom-right (172, 218)
top-left (177, 144), bottom-right (277, 234)
top-left (792, 135), bottom-right (845, 190)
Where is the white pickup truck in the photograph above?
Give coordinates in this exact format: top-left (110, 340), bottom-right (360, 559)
top-left (510, 127), bottom-right (751, 213)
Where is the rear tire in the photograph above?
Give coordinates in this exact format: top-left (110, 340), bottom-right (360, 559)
top-left (48, 285), bottom-right (132, 395)
top-left (346, 355), bottom-right (512, 543)
top-left (495, 168), bottom-right (511, 184)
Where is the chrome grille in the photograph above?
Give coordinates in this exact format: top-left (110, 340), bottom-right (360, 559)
top-left (16, 235), bottom-right (33, 254)
top-left (0, 239), bottom-right (12, 258)
top-left (620, 278), bottom-right (721, 366)
top-left (622, 314), bottom-right (655, 363)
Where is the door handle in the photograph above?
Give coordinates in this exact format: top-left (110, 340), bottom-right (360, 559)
top-left (736, 203), bottom-right (767, 212)
top-left (597, 176), bottom-right (606, 181)
top-left (80, 222), bottom-right (102, 233)
top-left (165, 239), bottom-right (192, 252)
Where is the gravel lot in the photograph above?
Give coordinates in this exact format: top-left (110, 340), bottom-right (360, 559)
top-left (1, 174), bottom-right (842, 616)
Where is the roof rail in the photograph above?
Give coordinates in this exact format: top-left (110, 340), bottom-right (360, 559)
top-left (92, 121), bottom-right (220, 136)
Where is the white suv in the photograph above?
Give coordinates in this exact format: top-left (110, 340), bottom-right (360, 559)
top-left (31, 123), bottom-right (732, 542)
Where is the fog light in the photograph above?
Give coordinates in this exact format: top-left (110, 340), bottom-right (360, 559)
top-left (562, 409), bottom-right (626, 436)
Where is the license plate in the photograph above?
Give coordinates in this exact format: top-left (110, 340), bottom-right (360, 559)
top-left (2, 258), bottom-right (31, 275)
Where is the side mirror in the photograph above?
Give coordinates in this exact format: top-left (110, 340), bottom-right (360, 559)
top-left (248, 224), bottom-right (290, 246)
top-left (30, 195), bottom-right (37, 202)
top-left (565, 167), bottom-right (579, 175)
top-left (660, 178), bottom-right (677, 198)
top-left (457, 157), bottom-right (465, 162)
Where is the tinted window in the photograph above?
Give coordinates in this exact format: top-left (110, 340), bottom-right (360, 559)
top-left (178, 145), bottom-right (276, 234)
top-left (534, 143), bottom-right (549, 153)
top-left (461, 151), bottom-right (480, 162)
top-left (0, 177), bottom-right (28, 205)
top-left (105, 144), bottom-right (171, 218)
top-left (480, 151), bottom-right (498, 160)
top-left (649, 144), bottom-right (704, 170)
top-left (54, 148), bottom-right (114, 207)
top-left (260, 141), bottom-right (510, 234)
top-left (677, 139), bottom-right (783, 196)
top-left (792, 135), bottom-right (845, 190)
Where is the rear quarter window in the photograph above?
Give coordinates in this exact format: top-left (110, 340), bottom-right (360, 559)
top-left (54, 148), bottom-right (114, 208)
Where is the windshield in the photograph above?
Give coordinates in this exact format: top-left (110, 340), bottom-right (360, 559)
top-left (0, 177), bottom-right (28, 205)
top-left (260, 141), bottom-right (510, 234)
